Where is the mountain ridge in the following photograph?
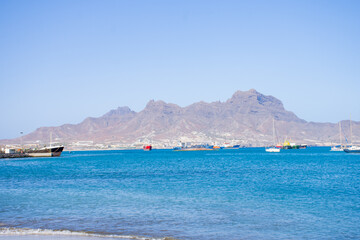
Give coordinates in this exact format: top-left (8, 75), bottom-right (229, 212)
top-left (1, 89), bottom-right (358, 147)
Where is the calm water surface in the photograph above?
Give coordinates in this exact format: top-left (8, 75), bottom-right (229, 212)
top-left (0, 148), bottom-right (359, 239)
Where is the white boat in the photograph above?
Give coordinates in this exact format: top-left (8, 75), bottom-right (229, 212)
top-left (266, 118), bottom-right (280, 153)
top-left (343, 115), bottom-right (360, 153)
top-left (344, 145), bottom-right (360, 153)
top-left (266, 147), bottom-right (280, 152)
top-left (330, 146), bottom-right (344, 152)
top-left (330, 122), bottom-right (344, 152)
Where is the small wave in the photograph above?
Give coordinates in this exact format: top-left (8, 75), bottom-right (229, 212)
top-left (0, 227), bottom-right (177, 240)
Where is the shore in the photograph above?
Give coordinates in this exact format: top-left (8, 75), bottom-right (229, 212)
top-left (0, 236), bottom-right (126, 240)
top-left (0, 153), bottom-right (30, 158)
top-left (0, 227), bottom-right (177, 240)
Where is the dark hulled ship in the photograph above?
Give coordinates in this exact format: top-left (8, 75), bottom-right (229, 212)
top-left (26, 145), bottom-right (64, 157)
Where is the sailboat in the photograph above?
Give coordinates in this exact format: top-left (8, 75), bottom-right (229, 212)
top-left (330, 122), bottom-right (344, 151)
top-left (266, 118), bottom-right (280, 153)
top-left (344, 115), bottom-right (360, 153)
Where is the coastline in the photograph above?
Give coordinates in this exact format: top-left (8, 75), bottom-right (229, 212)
top-left (0, 227), bottom-right (177, 240)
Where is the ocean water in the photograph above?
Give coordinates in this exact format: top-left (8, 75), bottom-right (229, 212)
top-left (0, 148), bottom-right (359, 240)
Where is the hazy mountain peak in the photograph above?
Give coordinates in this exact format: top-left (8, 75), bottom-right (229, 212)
top-left (227, 89), bottom-right (282, 108)
top-left (103, 106), bottom-right (135, 117)
top-left (145, 100), bottom-right (169, 111)
top-left (229, 89), bottom-right (259, 99)
top-left (146, 99), bottom-right (166, 107)
top-left (248, 88), bottom-right (258, 93)
top-left (144, 100), bottom-right (181, 115)
top-left (227, 89), bottom-right (259, 104)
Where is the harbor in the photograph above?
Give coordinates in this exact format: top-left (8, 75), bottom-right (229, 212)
top-left (1, 0), bottom-right (359, 239)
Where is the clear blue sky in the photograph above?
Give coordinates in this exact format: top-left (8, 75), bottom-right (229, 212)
top-left (1, 0), bottom-right (359, 140)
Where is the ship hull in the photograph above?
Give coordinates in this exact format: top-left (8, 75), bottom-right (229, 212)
top-left (27, 146), bottom-right (64, 157)
top-left (344, 149), bottom-right (360, 153)
top-left (143, 145), bottom-right (152, 151)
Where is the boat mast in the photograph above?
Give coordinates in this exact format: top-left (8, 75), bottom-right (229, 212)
top-left (339, 122), bottom-right (342, 147)
top-left (350, 114), bottom-right (352, 146)
top-left (50, 132), bottom-right (52, 147)
top-left (272, 118), bottom-right (276, 146)
top-left (20, 131), bottom-right (23, 149)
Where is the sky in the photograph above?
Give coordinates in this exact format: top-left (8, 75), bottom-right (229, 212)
top-left (0, 0), bottom-right (359, 140)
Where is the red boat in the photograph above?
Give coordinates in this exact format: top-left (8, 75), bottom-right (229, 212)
top-left (143, 145), bottom-right (152, 151)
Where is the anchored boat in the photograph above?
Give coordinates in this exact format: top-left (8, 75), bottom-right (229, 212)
top-left (266, 118), bottom-right (280, 153)
top-left (143, 145), bottom-right (152, 151)
top-left (330, 122), bottom-right (345, 152)
top-left (26, 145), bottom-right (64, 157)
top-left (344, 146), bottom-right (360, 153)
top-left (1, 145), bottom-right (64, 158)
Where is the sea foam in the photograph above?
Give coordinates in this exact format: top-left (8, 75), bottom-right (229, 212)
top-left (0, 227), bottom-right (175, 240)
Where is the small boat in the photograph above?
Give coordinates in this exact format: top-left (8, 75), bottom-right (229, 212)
top-left (143, 145), bottom-right (152, 151)
top-left (344, 146), bottom-right (360, 153)
top-left (266, 118), bottom-right (280, 153)
top-left (330, 144), bottom-right (345, 152)
top-left (343, 116), bottom-right (360, 153)
top-left (265, 147), bottom-right (280, 153)
top-left (330, 146), bottom-right (344, 152)
top-left (330, 122), bottom-right (344, 152)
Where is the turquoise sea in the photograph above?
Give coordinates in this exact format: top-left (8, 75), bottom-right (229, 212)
top-left (0, 148), bottom-right (359, 240)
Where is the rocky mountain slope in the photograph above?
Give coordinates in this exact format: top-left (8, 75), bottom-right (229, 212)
top-left (1, 89), bottom-right (359, 147)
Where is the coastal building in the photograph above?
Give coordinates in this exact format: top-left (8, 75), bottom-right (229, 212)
top-left (4, 148), bottom-right (15, 154)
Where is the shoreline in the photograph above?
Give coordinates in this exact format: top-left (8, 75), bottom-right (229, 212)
top-left (0, 227), bottom-right (177, 240)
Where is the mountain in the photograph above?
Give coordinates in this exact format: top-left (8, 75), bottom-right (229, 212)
top-left (1, 89), bottom-right (359, 148)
